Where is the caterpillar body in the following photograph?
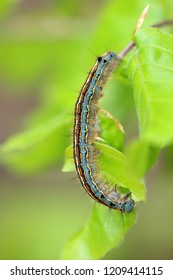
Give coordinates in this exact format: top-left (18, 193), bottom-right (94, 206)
top-left (73, 51), bottom-right (134, 213)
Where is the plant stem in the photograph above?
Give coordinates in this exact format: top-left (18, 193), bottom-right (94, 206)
top-left (118, 19), bottom-right (173, 59)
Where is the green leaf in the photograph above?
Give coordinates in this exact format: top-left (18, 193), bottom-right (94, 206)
top-left (99, 109), bottom-right (124, 151)
top-left (127, 28), bottom-right (173, 146)
top-left (127, 139), bottom-right (160, 178)
top-left (0, 114), bottom-right (71, 174)
top-left (95, 142), bottom-right (146, 202)
top-left (61, 203), bottom-right (136, 260)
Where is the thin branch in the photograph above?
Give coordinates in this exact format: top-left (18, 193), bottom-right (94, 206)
top-left (151, 19), bottom-right (173, 28)
top-left (118, 19), bottom-right (173, 59)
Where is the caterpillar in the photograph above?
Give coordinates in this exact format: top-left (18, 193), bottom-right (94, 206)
top-left (73, 51), bottom-right (134, 212)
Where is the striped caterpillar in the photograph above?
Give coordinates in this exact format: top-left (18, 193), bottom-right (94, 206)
top-left (73, 52), bottom-right (134, 212)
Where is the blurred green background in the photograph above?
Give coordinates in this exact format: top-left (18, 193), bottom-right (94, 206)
top-left (0, 0), bottom-right (173, 259)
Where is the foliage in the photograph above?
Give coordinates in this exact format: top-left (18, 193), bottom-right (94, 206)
top-left (62, 3), bottom-right (173, 259)
top-left (0, 0), bottom-right (173, 259)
